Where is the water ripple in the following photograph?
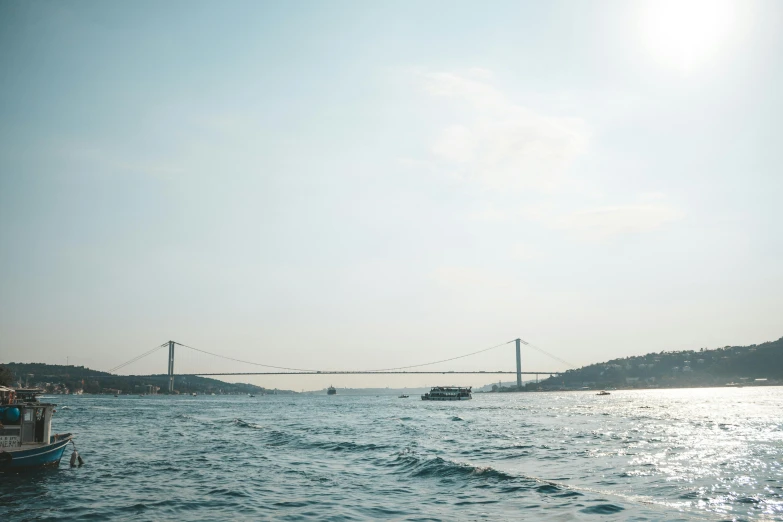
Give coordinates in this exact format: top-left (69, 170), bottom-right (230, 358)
top-left (2, 388), bottom-right (781, 520)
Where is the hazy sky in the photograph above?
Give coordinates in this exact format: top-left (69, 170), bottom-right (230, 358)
top-left (1, 1), bottom-right (781, 390)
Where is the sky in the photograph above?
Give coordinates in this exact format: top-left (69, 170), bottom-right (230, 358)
top-left (1, 0), bottom-right (781, 391)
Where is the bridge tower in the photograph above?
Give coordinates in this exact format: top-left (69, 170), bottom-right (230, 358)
top-left (515, 338), bottom-right (522, 389)
top-left (167, 340), bottom-right (175, 392)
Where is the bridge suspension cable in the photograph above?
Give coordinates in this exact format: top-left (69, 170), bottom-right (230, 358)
top-left (520, 339), bottom-right (576, 368)
top-left (174, 340), bottom-right (518, 373)
top-left (173, 342), bottom-right (316, 372)
top-left (107, 342), bottom-right (168, 373)
top-left (105, 337), bottom-right (574, 375)
top-left (366, 340), bottom-right (516, 372)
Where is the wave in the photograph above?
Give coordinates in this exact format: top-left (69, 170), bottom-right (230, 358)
top-left (233, 418), bottom-right (264, 429)
top-left (380, 451), bottom-right (610, 505)
top-left (579, 503), bottom-right (625, 514)
top-left (309, 440), bottom-right (391, 453)
top-left (385, 452), bottom-right (528, 486)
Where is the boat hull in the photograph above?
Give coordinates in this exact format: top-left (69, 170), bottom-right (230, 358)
top-left (0, 434), bottom-right (72, 471)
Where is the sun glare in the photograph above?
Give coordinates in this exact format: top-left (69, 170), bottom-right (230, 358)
top-left (640, 0), bottom-right (739, 70)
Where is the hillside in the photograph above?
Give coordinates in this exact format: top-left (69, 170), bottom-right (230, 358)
top-left (535, 336), bottom-right (783, 390)
top-left (0, 362), bottom-right (295, 395)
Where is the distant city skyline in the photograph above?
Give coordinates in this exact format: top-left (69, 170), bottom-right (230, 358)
top-left (1, 1), bottom-right (781, 390)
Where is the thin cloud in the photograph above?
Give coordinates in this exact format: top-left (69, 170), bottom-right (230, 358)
top-left (432, 265), bottom-right (511, 291)
top-left (553, 203), bottom-right (684, 241)
top-left (422, 70), bottom-right (589, 190)
top-left (510, 243), bottom-right (544, 261)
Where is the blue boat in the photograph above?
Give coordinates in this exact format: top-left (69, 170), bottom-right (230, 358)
top-left (0, 387), bottom-right (75, 471)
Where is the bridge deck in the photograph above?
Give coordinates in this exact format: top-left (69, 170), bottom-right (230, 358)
top-left (183, 371), bottom-right (560, 376)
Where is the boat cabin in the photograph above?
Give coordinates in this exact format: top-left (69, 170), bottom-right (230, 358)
top-left (0, 387), bottom-right (55, 449)
top-left (421, 386), bottom-right (472, 401)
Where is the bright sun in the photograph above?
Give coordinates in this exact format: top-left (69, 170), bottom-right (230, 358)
top-left (640, 0), bottom-right (739, 70)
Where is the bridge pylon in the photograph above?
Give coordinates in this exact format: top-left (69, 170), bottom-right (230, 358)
top-left (168, 340), bottom-right (175, 392)
top-left (515, 338), bottom-right (522, 389)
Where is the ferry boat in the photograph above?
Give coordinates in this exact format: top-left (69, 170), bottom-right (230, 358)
top-left (0, 387), bottom-right (74, 471)
top-left (327, 386), bottom-right (337, 395)
top-left (421, 386), bottom-right (472, 401)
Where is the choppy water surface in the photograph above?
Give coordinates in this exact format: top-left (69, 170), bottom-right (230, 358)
top-left (2, 388), bottom-right (782, 521)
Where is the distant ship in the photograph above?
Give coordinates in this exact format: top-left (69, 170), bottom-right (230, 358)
top-left (327, 386), bottom-right (337, 395)
top-left (421, 386), bottom-right (472, 401)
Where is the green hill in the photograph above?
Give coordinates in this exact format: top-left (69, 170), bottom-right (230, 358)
top-left (536, 336), bottom-right (783, 390)
top-left (0, 362), bottom-right (295, 395)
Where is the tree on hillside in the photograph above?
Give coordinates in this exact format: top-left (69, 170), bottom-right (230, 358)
top-left (0, 365), bottom-right (14, 387)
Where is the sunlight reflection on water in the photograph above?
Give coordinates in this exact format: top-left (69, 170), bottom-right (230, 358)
top-left (1, 387), bottom-right (781, 520)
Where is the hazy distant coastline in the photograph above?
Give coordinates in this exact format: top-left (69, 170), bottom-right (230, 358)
top-left (3, 337), bottom-right (781, 396)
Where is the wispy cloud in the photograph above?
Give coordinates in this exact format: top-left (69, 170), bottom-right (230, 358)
top-left (432, 265), bottom-right (511, 291)
top-left (510, 243), bottom-right (544, 261)
top-left (551, 203), bottom-right (684, 242)
top-left (415, 69), bottom-right (683, 243)
top-left (422, 70), bottom-right (589, 190)
top-left (467, 196), bottom-right (683, 242)
top-left (60, 145), bottom-right (185, 178)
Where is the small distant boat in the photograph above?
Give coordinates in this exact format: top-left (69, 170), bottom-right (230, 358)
top-left (327, 386), bottom-right (337, 395)
top-left (421, 386), bottom-right (472, 401)
top-left (191, 393), bottom-right (197, 397)
top-left (398, 394), bottom-right (409, 398)
top-left (248, 394), bottom-right (256, 398)
top-left (597, 390), bottom-right (611, 396)
top-left (114, 394), bottom-right (119, 398)
top-left (0, 387), bottom-right (75, 471)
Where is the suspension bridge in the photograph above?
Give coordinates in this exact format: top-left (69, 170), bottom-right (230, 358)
top-left (108, 338), bottom-right (572, 392)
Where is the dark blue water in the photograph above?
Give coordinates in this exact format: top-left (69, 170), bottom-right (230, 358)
top-left (2, 388), bottom-right (782, 520)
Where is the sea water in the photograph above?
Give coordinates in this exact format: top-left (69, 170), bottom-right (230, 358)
top-left (2, 387), bottom-right (782, 520)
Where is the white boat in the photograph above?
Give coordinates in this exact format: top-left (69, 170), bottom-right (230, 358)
top-left (421, 386), bottom-right (472, 401)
